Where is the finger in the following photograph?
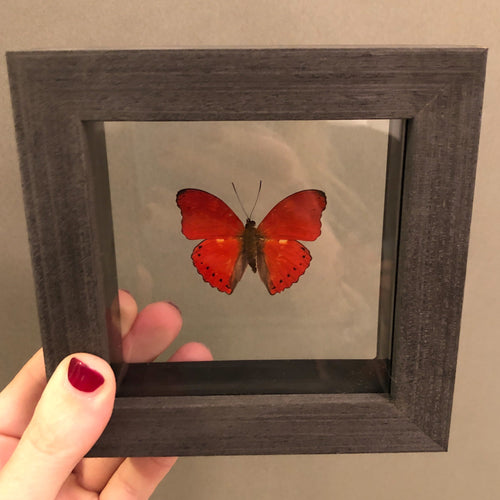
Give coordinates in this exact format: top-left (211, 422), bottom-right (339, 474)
top-left (55, 474), bottom-right (97, 500)
top-left (0, 350), bottom-right (46, 442)
top-left (0, 354), bottom-right (115, 500)
top-left (73, 455), bottom-right (122, 495)
top-left (100, 342), bottom-right (213, 500)
top-left (101, 456), bottom-right (177, 500)
top-left (74, 299), bottom-right (184, 492)
top-left (168, 341), bottom-right (213, 362)
top-left (117, 290), bottom-right (138, 337)
top-left (122, 301), bottom-right (183, 362)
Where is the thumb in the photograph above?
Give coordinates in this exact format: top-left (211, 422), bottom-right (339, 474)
top-left (0, 354), bottom-right (115, 500)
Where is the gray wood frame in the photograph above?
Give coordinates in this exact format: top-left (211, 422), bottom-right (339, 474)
top-left (7, 48), bottom-right (486, 456)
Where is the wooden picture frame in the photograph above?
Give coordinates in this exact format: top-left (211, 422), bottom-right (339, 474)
top-left (7, 48), bottom-right (486, 456)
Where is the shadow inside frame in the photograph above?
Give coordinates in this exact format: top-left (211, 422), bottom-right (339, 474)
top-left (113, 358), bottom-right (390, 397)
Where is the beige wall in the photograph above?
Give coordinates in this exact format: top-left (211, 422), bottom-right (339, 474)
top-left (1, 2), bottom-right (499, 499)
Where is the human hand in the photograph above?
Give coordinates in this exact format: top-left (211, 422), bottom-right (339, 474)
top-left (0, 291), bottom-right (212, 499)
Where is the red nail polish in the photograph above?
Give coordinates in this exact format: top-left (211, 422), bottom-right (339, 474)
top-left (68, 358), bottom-right (105, 392)
top-left (164, 301), bottom-right (181, 314)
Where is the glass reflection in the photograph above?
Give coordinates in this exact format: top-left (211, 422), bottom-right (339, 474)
top-left (105, 120), bottom-right (394, 360)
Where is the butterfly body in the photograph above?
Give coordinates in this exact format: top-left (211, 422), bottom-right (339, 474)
top-left (176, 188), bottom-right (326, 295)
top-left (241, 219), bottom-right (260, 274)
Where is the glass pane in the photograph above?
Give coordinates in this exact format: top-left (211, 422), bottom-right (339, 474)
top-left (105, 120), bottom-right (393, 360)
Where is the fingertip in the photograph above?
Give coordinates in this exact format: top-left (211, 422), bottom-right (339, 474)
top-left (138, 301), bottom-right (183, 333)
top-left (45, 354), bottom-right (116, 437)
top-left (118, 289), bottom-right (138, 336)
top-left (122, 301), bottom-right (183, 362)
top-left (33, 353), bottom-right (116, 451)
top-left (159, 301), bottom-right (183, 331)
top-left (163, 300), bottom-right (181, 315)
top-left (169, 342), bottom-right (213, 362)
top-left (61, 353), bottom-right (116, 396)
top-left (30, 348), bottom-right (45, 371)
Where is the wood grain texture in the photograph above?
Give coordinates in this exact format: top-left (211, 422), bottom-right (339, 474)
top-left (6, 48), bottom-right (487, 455)
top-left (90, 394), bottom-right (442, 457)
top-left (392, 76), bottom-right (487, 448)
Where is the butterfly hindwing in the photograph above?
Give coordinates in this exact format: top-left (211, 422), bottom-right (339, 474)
top-left (177, 189), bottom-right (244, 240)
top-left (257, 190), bottom-right (326, 240)
top-left (191, 238), bottom-right (247, 294)
top-left (257, 239), bottom-right (312, 295)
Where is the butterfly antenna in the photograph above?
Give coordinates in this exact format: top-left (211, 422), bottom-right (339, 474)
top-left (248, 180), bottom-right (262, 219)
top-left (232, 182), bottom-right (250, 220)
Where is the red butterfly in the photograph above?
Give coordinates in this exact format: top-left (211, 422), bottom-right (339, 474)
top-left (176, 187), bottom-right (327, 295)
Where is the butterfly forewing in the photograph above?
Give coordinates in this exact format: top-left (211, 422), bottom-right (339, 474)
top-left (257, 190), bottom-right (326, 240)
top-left (176, 189), bottom-right (244, 239)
